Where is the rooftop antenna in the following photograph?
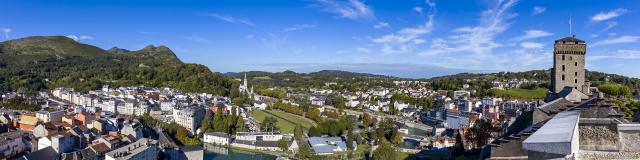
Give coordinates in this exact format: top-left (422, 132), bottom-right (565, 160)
top-left (568, 16), bottom-right (573, 37)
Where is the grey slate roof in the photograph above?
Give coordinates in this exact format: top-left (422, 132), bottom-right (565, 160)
top-left (21, 146), bottom-right (59, 160)
top-left (308, 137), bottom-right (351, 154)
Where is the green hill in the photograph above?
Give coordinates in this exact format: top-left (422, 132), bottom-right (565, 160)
top-left (0, 36), bottom-right (234, 95)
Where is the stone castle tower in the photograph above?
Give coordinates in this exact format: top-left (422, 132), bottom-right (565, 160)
top-left (551, 36), bottom-right (589, 94)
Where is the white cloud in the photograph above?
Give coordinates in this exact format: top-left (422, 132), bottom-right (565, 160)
top-left (373, 22), bottom-right (389, 29)
top-left (66, 35), bottom-right (93, 41)
top-left (336, 47), bottom-right (370, 54)
top-left (284, 23), bottom-right (317, 32)
top-left (372, 0), bottom-right (435, 54)
top-left (532, 6), bottom-right (546, 15)
top-left (511, 30), bottom-right (553, 41)
top-left (313, 0), bottom-right (374, 20)
top-left (414, 6), bottom-right (424, 15)
top-left (203, 13), bottom-right (255, 26)
top-left (591, 8), bottom-right (627, 22)
top-left (419, 0), bottom-right (518, 58)
top-left (591, 35), bottom-right (640, 47)
top-left (589, 49), bottom-right (640, 60)
top-left (603, 21), bottom-right (618, 31)
top-left (1, 28), bottom-right (10, 39)
top-left (520, 42), bottom-right (544, 49)
top-left (246, 35), bottom-right (255, 39)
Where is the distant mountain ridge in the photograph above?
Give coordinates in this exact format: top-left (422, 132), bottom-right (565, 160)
top-left (0, 36), bottom-right (234, 95)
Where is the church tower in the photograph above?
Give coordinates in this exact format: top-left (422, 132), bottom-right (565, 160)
top-left (551, 36), bottom-right (588, 94)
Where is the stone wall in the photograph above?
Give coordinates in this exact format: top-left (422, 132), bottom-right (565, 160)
top-left (579, 124), bottom-right (619, 151)
top-left (617, 124), bottom-right (640, 152)
top-left (552, 42), bottom-right (586, 94)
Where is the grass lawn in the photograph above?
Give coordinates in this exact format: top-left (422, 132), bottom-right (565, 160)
top-left (251, 109), bottom-right (317, 133)
top-left (490, 88), bottom-right (548, 100)
top-left (266, 110), bottom-right (316, 128)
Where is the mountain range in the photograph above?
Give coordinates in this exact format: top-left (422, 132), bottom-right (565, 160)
top-left (0, 36), bottom-right (638, 95)
top-left (0, 36), bottom-right (233, 95)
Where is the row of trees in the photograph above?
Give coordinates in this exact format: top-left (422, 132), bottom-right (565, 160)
top-left (200, 106), bottom-right (246, 137)
top-left (598, 83), bottom-right (633, 97)
top-left (0, 97), bottom-right (40, 111)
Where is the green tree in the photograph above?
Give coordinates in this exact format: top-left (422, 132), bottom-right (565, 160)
top-left (261, 116), bottom-right (279, 132)
top-left (390, 130), bottom-right (403, 145)
top-left (347, 129), bottom-right (355, 151)
top-left (372, 141), bottom-right (398, 160)
top-left (277, 138), bottom-right (289, 151)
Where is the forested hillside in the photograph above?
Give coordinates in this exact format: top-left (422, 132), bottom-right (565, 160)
top-left (0, 36), bottom-right (235, 95)
top-left (225, 70), bottom-right (401, 92)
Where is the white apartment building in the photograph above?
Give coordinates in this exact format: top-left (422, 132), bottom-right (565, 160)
top-left (203, 132), bottom-right (230, 145)
top-left (35, 110), bottom-right (64, 124)
top-left (172, 106), bottom-right (205, 134)
top-left (235, 132), bottom-right (283, 141)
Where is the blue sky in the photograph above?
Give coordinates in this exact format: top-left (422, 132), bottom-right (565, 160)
top-left (1, 0), bottom-right (639, 78)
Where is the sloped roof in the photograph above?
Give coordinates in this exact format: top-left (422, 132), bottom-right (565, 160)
top-left (555, 36), bottom-right (585, 43)
top-left (22, 146), bottom-right (58, 160)
top-left (19, 115), bottom-right (39, 126)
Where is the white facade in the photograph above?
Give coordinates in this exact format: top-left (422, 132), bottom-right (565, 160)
top-left (203, 132), bottom-right (230, 145)
top-left (235, 132), bottom-right (282, 141)
top-left (173, 106), bottom-right (205, 134)
top-left (35, 110), bottom-right (64, 124)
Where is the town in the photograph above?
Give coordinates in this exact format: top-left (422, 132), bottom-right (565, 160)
top-left (2, 37), bottom-right (636, 160)
top-left (1, 1), bottom-right (640, 160)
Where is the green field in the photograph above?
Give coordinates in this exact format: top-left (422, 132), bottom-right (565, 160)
top-left (251, 109), bottom-right (316, 133)
top-left (490, 88), bottom-right (548, 100)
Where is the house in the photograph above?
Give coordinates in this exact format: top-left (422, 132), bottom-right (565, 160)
top-left (120, 120), bottom-right (143, 141)
top-left (203, 132), bottom-right (229, 145)
top-left (19, 115), bottom-right (39, 132)
top-left (235, 132), bottom-right (282, 141)
top-left (253, 102), bottom-right (267, 110)
top-left (104, 138), bottom-right (157, 160)
top-left (0, 131), bottom-right (28, 159)
top-left (231, 132), bottom-right (284, 151)
top-left (33, 122), bottom-right (59, 138)
top-left (75, 112), bottom-right (95, 126)
top-left (35, 110), bottom-right (64, 124)
top-left (308, 137), bottom-right (355, 155)
top-left (19, 146), bottom-right (59, 160)
top-left (394, 101), bottom-right (409, 111)
top-left (400, 107), bottom-right (419, 118)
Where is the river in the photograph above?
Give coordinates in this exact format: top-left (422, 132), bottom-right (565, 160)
top-left (203, 144), bottom-right (277, 160)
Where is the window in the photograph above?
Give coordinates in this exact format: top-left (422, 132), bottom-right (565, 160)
top-left (570, 56), bottom-right (573, 61)
top-left (562, 75), bottom-right (565, 80)
top-left (575, 62), bottom-right (578, 66)
top-left (575, 72), bottom-right (578, 76)
top-left (562, 55), bottom-right (565, 60)
top-left (575, 79), bottom-right (578, 83)
top-left (562, 65), bottom-right (565, 71)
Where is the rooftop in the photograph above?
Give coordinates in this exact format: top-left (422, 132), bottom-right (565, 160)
top-left (105, 138), bottom-right (157, 159)
top-left (523, 111), bottom-right (580, 155)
